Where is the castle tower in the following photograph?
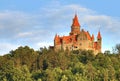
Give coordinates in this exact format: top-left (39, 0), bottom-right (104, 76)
top-left (91, 34), bottom-right (94, 48)
top-left (54, 34), bottom-right (60, 46)
top-left (92, 34), bottom-right (94, 41)
top-left (54, 34), bottom-right (61, 51)
top-left (70, 14), bottom-right (81, 35)
top-left (53, 14), bottom-right (102, 55)
top-left (97, 31), bottom-right (102, 52)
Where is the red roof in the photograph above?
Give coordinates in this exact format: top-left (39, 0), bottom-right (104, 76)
top-left (54, 35), bottom-right (77, 45)
top-left (54, 34), bottom-right (59, 40)
top-left (62, 35), bottom-right (77, 44)
top-left (55, 29), bottom-right (96, 45)
top-left (72, 14), bottom-right (80, 27)
top-left (97, 31), bottom-right (101, 39)
top-left (91, 34), bottom-right (94, 40)
top-left (84, 31), bottom-right (91, 40)
top-left (54, 34), bottom-right (61, 45)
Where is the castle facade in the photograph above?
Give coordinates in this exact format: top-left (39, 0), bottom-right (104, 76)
top-left (54, 14), bottom-right (102, 55)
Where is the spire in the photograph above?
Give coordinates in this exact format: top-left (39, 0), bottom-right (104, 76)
top-left (54, 34), bottom-right (58, 40)
top-left (72, 14), bottom-right (80, 27)
top-left (86, 31), bottom-right (91, 40)
top-left (92, 34), bottom-right (94, 40)
top-left (70, 14), bottom-right (81, 35)
top-left (97, 31), bottom-right (101, 39)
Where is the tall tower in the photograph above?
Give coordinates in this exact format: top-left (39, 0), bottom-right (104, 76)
top-left (54, 34), bottom-right (61, 51)
top-left (70, 14), bottom-right (81, 35)
top-left (97, 31), bottom-right (102, 52)
top-left (54, 34), bottom-right (59, 46)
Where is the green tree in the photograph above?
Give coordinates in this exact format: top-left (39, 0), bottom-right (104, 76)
top-left (108, 65), bottom-right (116, 81)
top-left (20, 65), bottom-right (32, 81)
top-left (103, 69), bottom-right (108, 81)
top-left (85, 62), bottom-right (96, 81)
top-left (61, 75), bottom-right (68, 81)
top-left (73, 73), bottom-right (87, 81)
top-left (0, 60), bottom-right (14, 81)
top-left (113, 44), bottom-right (120, 54)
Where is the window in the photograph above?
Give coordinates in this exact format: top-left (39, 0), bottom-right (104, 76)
top-left (74, 46), bottom-right (77, 48)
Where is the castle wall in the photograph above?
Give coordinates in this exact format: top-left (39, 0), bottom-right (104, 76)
top-left (62, 43), bottom-right (73, 50)
top-left (54, 45), bottom-right (61, 51)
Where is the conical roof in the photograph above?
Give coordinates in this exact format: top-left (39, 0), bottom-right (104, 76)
top-left (72, 14), bottom-right (80, 27)
top-left (97, 31), bottom-right (101, 39)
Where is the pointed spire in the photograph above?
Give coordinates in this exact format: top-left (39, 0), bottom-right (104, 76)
top-left (86, 31), bottom-right (91, 40)
top-left (72, 14), bottom-right (80, 27)
top-left (97, 31), bottom-right (101, 39)
top-left (55, 34), bottom-right (57, 37)
top-left (54, 34), bottom-right (58, 40)
top-left (92, 34), bottom-right (94, 40)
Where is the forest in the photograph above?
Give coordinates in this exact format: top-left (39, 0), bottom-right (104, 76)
top-left (0, 45), bottom-right (120, 81)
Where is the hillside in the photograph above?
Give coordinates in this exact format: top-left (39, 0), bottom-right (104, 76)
top-left (0, 46), bottom-right (120, 81)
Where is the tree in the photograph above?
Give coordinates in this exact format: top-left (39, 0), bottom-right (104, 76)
top-left (73, 73), bottom-right (87, 81)
top-left (0, 60), bottom-right (30, 81)
top-left (108, 65), bottom-right (116, 81)
top-left (60, 75), bottom-right (68, 81)
top-left (103, 69), bottom-right (108, 81)
top-left (104, 50), bottom-right (111, 55)
top-left (0, 60), bottom-right (14, 81)
top-left (71, 62), bottom-right (85, 75)
top-left (113, 44), bottom-right (120, 54)
top-left (1, 45), bottom-right (120, 81)
top-left (85, 62), bottom-right (96, 81)
top-left (20, 65), bottom-right (32, 81)
top-left (10, 46), bottom-right (38, 71)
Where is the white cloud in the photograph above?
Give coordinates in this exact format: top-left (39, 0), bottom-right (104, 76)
top-left (64, 4), bottom-right (95, 14)
top-left (0, 11), bottom-right (39, 38)
top-left (39, 3), bottom-right (120, 52)
top-left (0, 43), bottom-right (20, 55)
top-left (36, 42), bottom-right (53, 49)
top-left (0, 3), bottom-right (120, 54)
top-left (17, 32), bottom-right (33, 37)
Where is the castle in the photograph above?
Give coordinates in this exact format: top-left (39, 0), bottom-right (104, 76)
top-left (53, 14), bottom-right (102, 55)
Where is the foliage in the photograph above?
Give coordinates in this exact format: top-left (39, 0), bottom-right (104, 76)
top-left (0, 45), bottom-right (120, 81)
top-left (113, 43), bottom-right (120, 54)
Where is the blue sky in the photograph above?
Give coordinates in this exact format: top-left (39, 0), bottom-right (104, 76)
top-left (0, 0), bottom-right (120, 55)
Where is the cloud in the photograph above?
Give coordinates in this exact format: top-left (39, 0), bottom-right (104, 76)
top-left (0, 43), bottom-right (20, 55)
top-left (38, 3), bottom-right (120, 52)
top-left (17, 32), bottom-right (33, 38)
top-left (40, 4), bottom-right (120, 37)
top-left (0, 11), bottom-right (38, 38)
top-left (36, 42), bottom-right (53, 48)
top-left (0, 3), bottom-right (120, 54)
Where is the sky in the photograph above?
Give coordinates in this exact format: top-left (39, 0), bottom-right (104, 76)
top-left (0, 0), bottom-right (120, 55)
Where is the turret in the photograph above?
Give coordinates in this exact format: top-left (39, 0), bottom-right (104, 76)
top-left (97, 31), bottom-right (102, 52)
top-left (91, 34), bottom-right (94, 41)
top-left (70, 14), bottom-right (81, 35)
top-left (54, 34), bottom-right (60, 45)
top-left (54, 34), bottom-right (58, 41)
top-left (97, 31), bottom-right (102, 40)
